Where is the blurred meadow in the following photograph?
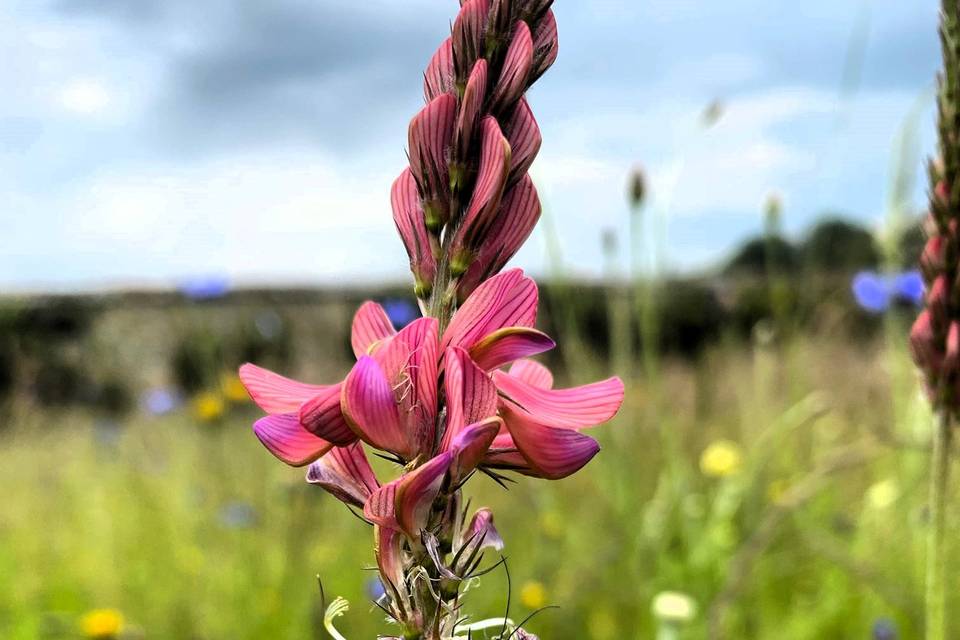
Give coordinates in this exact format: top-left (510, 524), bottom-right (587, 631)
top-left (0, 0), bottom-right (950, 639)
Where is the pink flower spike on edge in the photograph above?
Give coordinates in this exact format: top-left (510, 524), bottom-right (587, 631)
top-left (341, 356), bottom-right (411, 460)
top-left (468, 326), bottom-right (555, 371)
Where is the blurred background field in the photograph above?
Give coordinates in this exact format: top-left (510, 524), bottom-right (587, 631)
top-left (0, 214), bottom-right (948, 638)
top-left (0, 0), bottom-right (949, 638)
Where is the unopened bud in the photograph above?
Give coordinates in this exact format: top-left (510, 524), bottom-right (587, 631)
top-left (945, 321), bottom-right (960, 374)
top-left (921, 236), bottom-right (946, 281)
top-left (452, 0), bottom-right (489, 85)
top-left (628, 166), bottom-right (646, 210)
top-left (490, 21), bottom-right (534, 115)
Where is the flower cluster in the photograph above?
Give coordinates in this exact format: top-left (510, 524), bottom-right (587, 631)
top-left (910, 4), bottom-right (960, 413)
top-left (241, 2), bottom-right (624, 637)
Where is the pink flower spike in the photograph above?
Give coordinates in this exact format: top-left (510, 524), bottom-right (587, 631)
top-left (449, 417), bottom-right (501, 485)
top-left (441, 347), bottom-right (499, 452)
top-left (306, 442), bottom-right (380, 507)
top-left (239, 363), bottom-right (328, 414)
top-left (499, 403), bottom-right (601, 480)
top-left (394, 452), bottom-right (454, 539)
top-left (504, 100), bottom-right (542, 187)
top-left (442, 269), bottom-right (538, 352)
top-left (352, 301), bottom-right (397, 359)
top-left (494, 371), bottom-right (625, 430)
top-left (408, 93), bottom-right (458, 232)
top-left (509, 359), bottom-right (554, 390)
top-left (253, 414), bottom-right (334, 467)
top-left (457, 175), bottom-right (542, 299)
top-left (424, 38), bottom-right (455, 101)
top-left (452, 0), bottom-right (490, 82)
top-left (391, 169), bottom-right (438, 298)
top-left (341, 356), bottom-right (411, 459)
top-left (530, 10), bottom-right (558, 83)
top-left (490, 21), bottom-right (534, 114)
top-left (299, 384), bottom-right (357, 446)
top-left (451, 117), bottom-right (512, 272)
top-left (463, 507), bottom-right (504, 552)
top-left (469, 327), bottom-right (555, 371)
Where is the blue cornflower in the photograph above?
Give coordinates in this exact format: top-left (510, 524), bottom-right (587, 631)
top-left (872, 618), bottom-right (897, 640)
top-left (179, 276), bottom-right (231, 301)
top-left (142, 387), bottom-right (182, 416)
top-left (219, 501), bottom-right (258, 529)
top-left (381, 298), bottom-right (419, 329)
top-left (852, 270), bottom-right (924, 313)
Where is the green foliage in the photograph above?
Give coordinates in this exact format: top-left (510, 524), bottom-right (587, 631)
top-left (801, 218), bottom-right (880, 272)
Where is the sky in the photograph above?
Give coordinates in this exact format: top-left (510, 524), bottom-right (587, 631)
top-left (0, 0), bottom-right (943, 292)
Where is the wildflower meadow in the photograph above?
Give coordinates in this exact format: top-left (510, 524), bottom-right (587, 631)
top-left (0, 0), bottom-right (954, 639)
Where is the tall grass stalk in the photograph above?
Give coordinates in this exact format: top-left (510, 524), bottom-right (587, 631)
top-left (925, 411), bottom-right (951, 640)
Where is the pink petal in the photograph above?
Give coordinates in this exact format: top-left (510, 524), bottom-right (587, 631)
top-left (409, 93), bottom-right (458, 231)
top-left (499, 403), bottom-right (600, 480)
top-left (375, 525), bottom-right (407, 598)
top-left (441, 347), bottom-right (499, 452)
top-left (463, 507), bottom-right (504, 552)
top-left (424, 37), bottom-right (454, 101)
top-left (253, 414), bottom-right (333, 467)
top-left (239, 363), bottom-right (328, 414)
top-left (452, 0), bottom-right (490, 82)
top-left (394, 452), bottom-right (454, 538)
top-left (451, 117), bottom-right (512, 270)
top-left (482, 432), bottom-right (537, 474)
top-left (442, 269), bottom-right (539, 352)
top-left (509, 359), bottom-right (554, 389)
top-left (351, 302), bottom-right (397, 359)
top-left (452, 59), bottom-right (489, 167)
top-left (449, 417), bottom-right (501, 484)
top-left (457, 175), bottom-right (542, 299)
top-left (391, 169), bottom-right (438, 297)
top-left (469, 327), bottom-right (555, 371)
top-left (341, 356), bottom-right (411, 459)
top-left (298, 383), bottom-right (356, 446)
top-left (375, 318), bottom-right (440, 456)
top-left (490, 21), bottom-right (533, 114)
top-left (494, 372), bottom-right (625, 430)
top-left (504, 100), bottom-right (541, 187)
top-left (364, 481), bottom-right (399, 529)
top-left (306, 442), bottom-right (379, 507)
top-left (530, 10), bottom-right (558, 83)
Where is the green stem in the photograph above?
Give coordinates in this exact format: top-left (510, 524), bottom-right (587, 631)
top-left (926, 410), bottom-right (952, 640)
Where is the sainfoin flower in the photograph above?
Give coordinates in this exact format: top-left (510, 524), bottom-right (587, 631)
top-left (240, 2), bottom-right (623, 636)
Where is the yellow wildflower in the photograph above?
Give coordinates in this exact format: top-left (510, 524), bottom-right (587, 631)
top-left (221, 372), bottom-right (250, 404)
top-left (699, 440), bottom-right (744, 478)
top-left (867, 478), bottom-right (900, 510)
top-left (81, 609), bottom-right (124, 639)
top-left (519, 581), bottom-right (547, 609)
top-left (193, 392), bottom-right (225, 423)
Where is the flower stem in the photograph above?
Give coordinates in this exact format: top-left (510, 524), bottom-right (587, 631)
top-left (926, 410), bottom-right (952, 640)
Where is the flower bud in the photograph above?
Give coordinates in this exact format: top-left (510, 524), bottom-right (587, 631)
top-left (945, 321), bottom-right (960, 375)
top-left (529, 9), bottom-right (558, 84)
top-left (457, 175), bottom-right (541, 299)
top-left (452, 59), bottom-right (489, 188)
top-left (408, 93), bottom-right (458, 232)
top-left (452, 0), bottom-right (490, 86)
top-left (504, 98), bottom-right (541, 187)
top-left (921, 236), bottom-right (946, 282)
top-left (424, 38), bottom-right (455, 101)
top-left (628, 166), bottom-right (646, 211)
top-left (910, 310), bottom-right (942, 374)
top-left (450, 117), bottom-right (512, 274)
top-left (928, 274), bottom-right (949, 326)
top-left (490, 21), bottom-right (534, 115)
top-left (391, 169), bottom-right (438, 299)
